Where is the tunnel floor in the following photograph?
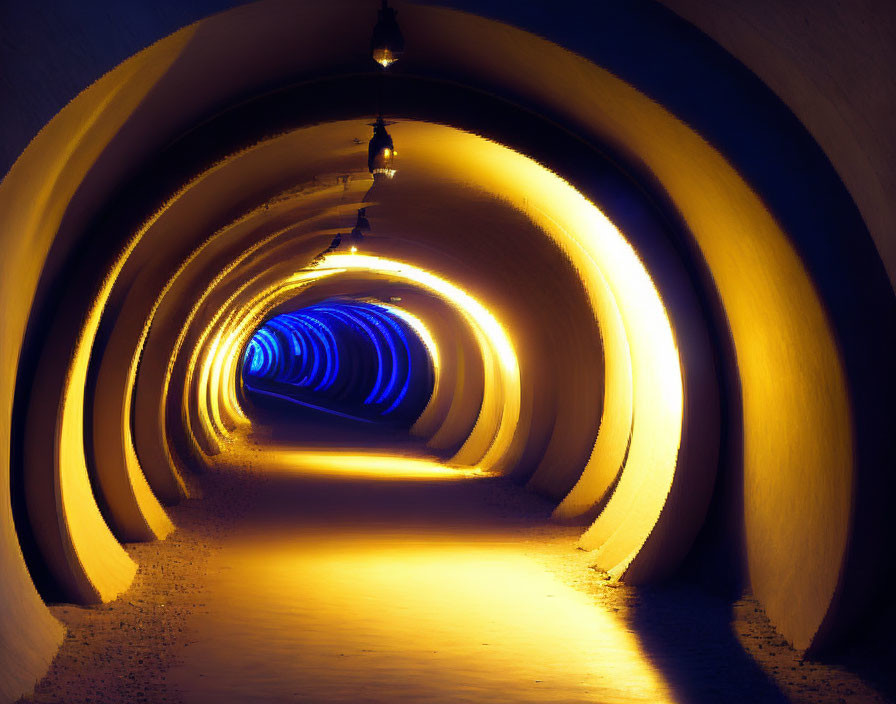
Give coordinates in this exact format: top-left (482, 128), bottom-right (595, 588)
top-left (21, 407), bottom-right (893, 703)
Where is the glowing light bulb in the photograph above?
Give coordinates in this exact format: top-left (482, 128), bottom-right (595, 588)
top-left (370, 1), bottom-right (403, 68)
top-left (368, 117), bottom-right (397, 178)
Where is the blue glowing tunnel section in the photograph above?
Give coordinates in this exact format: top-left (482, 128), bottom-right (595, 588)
top-left (241, 299), bottom-right (434, 424)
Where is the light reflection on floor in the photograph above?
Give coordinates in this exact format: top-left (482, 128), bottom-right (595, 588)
top-left (255, 447), bottom-right (487, 480)
top-left (170, 528), bottom-right (675, 703)
top-left (172, 405), bottom-right (675, 702)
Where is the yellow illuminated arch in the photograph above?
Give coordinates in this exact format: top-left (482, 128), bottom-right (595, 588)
top-left (186, 253), bottom-right (521, 474)
top-left (391, 124), bottom-right (684, 579)
top-left (373, 301), bottom-right (444, 437)
top-left (170, 123), bottom-right (687, 584)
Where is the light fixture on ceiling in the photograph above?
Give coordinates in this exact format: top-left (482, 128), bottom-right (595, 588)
top-left (368, 116), bottom-right (396, 179)
top-left (371, 0), bottom-right (404, 68)
top-left (310, 0), bottom-right (400, 268)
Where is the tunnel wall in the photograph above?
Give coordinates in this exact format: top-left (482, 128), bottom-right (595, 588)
top-left (87, 114), bottom-right (603, 490)
top-left (657, 0), bottom-right (896, 293)
top-left (1, 2), bottom-right (894, 702)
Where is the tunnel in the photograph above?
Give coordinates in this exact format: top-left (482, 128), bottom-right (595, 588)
top-left (1, 1), bottom-right (895, 702)
top-left (241, 299), bottom-right (435, 423)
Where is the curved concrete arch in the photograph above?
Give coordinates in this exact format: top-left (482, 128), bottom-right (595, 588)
top-left (407, 297), bottom-right (485, 454)
top-left (2, 3), bottom-right (894, 700)
top-left (131, 117), bottom-right (705, 592)
top-left (111, 120), bottom-right (602, 494)
top-left (156, 203), bottom-right (583, 487)
top-left (186, 253), bottom-right (521, 473)
top-left (274, 281), bottom-right (487, 455)
top-left (88, 272), bottom-right (177, 544)
top-left (134, 202), bottom-right (362, 501)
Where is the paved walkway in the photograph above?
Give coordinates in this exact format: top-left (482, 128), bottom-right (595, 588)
top-left (168, 458), bottom-right (674, 703)
top-left (23, 403), bottom-right (893, 703)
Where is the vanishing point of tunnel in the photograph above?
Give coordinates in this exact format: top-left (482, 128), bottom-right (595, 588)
top-left (1, 1), bottom-right (895, 703)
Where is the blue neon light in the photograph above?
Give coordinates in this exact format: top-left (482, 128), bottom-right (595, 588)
top-left (312, 306), bottom-right (385, 405)
top-left (241, 298), bottom-right (431, 422)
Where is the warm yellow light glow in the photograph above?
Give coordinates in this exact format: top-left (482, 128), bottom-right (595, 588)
top-left (320, 254), bottom-right (514, 373)
top-left (140, 182), bottom-right (358, 480)
top-left (249, 448), bottom-right (483, 480)
top-left (399, 31), bottom-right (853, 644)
top-left (374, 52), bottom-right (395, 68)
top-left (182, 131), bottom-right (680, 584)
top-left (185, 268), bottom-right (339, 459)
top-left (184, 251), bottom-right (519, 476)
top-left (350, 245), bottom-right (358, 253)
top-left (180, 535), bottom-right (676, 703)
top-left (314, 254), bottom-right (521, 472)
top-left (56, 292), bottom-right (139, 600)
top-left (393, 123), bottom-right (683, 578)
top-left (173, 122), bottom-right (686, 588)
top-left (8, 0), bottom-right (855, 656)
top-left (6, 30), bottom-right (204, 603)
top-left (377, 302), bottom-right (441, 370)
top-left (167, 121), bottom-right (687, 591)
top-left (553, 255), bottom-right (632, 520)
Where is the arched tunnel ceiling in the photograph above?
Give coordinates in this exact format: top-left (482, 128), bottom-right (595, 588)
top-left (2, 0), bottom-right (894, 294)
top-left (657, 0), bottom-right (896, 291)
top-left (1, 2), bottom-right (895, 702)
